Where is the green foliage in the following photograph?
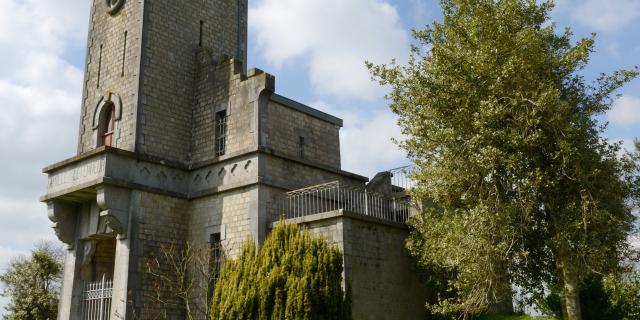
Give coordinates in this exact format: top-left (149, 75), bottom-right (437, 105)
top-left (0, 243), bottom-right (63, 320)
top-left (369, 0), bottom-right (639, 318)
top-left (475, 316), bottom-right (555, 320)
top-left (539, 270), bottom-right (640, 320)
top-left (540, 274), bottom-right (620, 320)
top-left (210, 222), bottom-right (350, 320)
top-left (603, 270), bottom-right (640, 320)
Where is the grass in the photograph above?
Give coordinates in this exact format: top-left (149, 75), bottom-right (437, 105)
top-left (475, 315), bottom-right (556, 320)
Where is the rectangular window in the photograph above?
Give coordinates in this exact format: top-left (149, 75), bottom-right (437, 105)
top-left (298, 136), bottom-right (305, 158)
top-left (209, 233), bottom-right (224, 300)
top-left (215, 110), bottom-right (229, 157)
top-left (215, 110), bottom-right (228, 156)
top-left (199, 21), bottom-right (204, 47)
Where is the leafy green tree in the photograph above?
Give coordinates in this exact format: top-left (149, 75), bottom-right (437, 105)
top-left (603, 269), bottom-right (640, 320)
top-left (540, 274), bottom-right (622, 320)
top-left (368, 1), bottom-right (639, 319)
top-left (210, 222), bottom-right (350, 320)
top-left (539, 269), bottom-right (640, 320)
top-left (0, 243), bottom-right (63, 320)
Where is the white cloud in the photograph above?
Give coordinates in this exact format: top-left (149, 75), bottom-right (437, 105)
top-left (0, 0), bottom-right (88, 314)
top-left (312, 101), bottom-right (408, 177)
top-left (249, 0), bottom-right (409, 100)
top-left (569, 0), bottom-right (640, 32)
top-left (608, 96), bottom-right (640, 127)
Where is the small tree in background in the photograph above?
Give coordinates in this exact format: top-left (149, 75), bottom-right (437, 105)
top-left (603, 269), bottom-right (640, 320)
top-left (0, 242), bottom-right (63, 320)
top-left (210, 222), bottom-right (351, 320)
top-left (145, 241), bottom-right (218, 320)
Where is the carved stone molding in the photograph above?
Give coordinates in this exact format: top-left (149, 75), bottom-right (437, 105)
top-left (92, 93), bottom-right (123, 130)
top-left (81, 240), bottom-right (96, 266)
top-left (96, 185), bottom-right (131, 240)
top-left (47, 200), bottom-right (78, 249)
top-left (106, 0), bottom-right (125, 16)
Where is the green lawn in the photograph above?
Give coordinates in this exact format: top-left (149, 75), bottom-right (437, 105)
top-left (475, 316), bottom-right (556, 320)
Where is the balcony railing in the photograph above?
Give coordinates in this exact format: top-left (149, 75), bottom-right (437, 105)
top-left (82, 275), bottom-right (113, 320)
top-left (389, 165), bottom-right (416, 192)
top-left (279, 181), bottom-right (415, 224)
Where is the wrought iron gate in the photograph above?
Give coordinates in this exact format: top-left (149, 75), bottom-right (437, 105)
top-left (82, 275), bottom-right (113, 320)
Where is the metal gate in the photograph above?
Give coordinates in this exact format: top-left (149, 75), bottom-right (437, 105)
top-left (82, 275), bottom-right (113, 320)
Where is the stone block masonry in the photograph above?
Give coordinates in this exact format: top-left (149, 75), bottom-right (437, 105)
top-left (285, 211), bottom-right (431, 320)
top-left (78, 0), bottom-right (142, 153)
top-left (43, 0), bottom-right (432, 319)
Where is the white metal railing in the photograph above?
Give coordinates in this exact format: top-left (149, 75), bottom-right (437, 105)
top-left (389, 165), bottom-right (416, 192)
top-left (280, 181), bottom-right (414, 223)
top-left (82, 275), bottom-right (113, 320)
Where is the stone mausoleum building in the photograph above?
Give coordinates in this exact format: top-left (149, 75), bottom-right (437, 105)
top-left (42, 1), bottom-right (429, 319)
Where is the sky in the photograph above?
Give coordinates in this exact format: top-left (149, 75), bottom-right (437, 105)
top-left (0, 0), bottom-right (639, 314)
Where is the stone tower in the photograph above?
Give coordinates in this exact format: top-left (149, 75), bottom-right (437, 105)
top-left (43, 1), bottom-right (430, 319)
top-left (76, 0), bottom-right (247, 157)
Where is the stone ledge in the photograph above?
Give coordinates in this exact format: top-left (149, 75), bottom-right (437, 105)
top-left (270, 94), bottom-right (343, 127)
top-left (42, 147), bottom-right (190, 173)
top-left (258, 147), bottom-right (369, 182)
top-left (47, 145), bottom-right (367, 183)
top-left (271, 209), bottom-right (408, 230)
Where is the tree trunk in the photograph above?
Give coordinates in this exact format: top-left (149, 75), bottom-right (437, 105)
top-left (487, 278), bottom-right (514, 315)
top-left (486, 260), bottom-right (514, 315)
top-left (558, 251), bottom-right (582, 320)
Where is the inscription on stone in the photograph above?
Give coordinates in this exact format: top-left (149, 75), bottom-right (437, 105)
top-left (47, 157), bottom-right (106, 194)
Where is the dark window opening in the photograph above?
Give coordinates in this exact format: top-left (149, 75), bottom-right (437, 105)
top-left (215, 110), bottom-right (228, 156)
top-left (121, 31), bottom-right (127, 77)
top-left (80, 238), bottom-right (116, 320)
top-left (199, 21), bottom-right (204, 47)
top-left (209, 233), bottom-right (224, 301)
top-left (97, 44), bottom-right (103, 88)
top-left (298, 136), bottom-right (305, 158)
top-left (99, 103), bottom-right (116, 147)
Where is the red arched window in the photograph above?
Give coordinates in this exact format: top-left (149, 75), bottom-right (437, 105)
top-left (100, 104), bottom-right (116, 147)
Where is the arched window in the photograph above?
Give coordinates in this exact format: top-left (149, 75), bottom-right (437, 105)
top-left (98, 103), bottom-right (116, 147)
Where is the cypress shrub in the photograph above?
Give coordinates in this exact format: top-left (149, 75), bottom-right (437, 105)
top-left (210, 222), bottom-right (351, 320)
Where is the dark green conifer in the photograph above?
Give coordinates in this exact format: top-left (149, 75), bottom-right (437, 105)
top-left (210, 222), bottom-right (351, 320)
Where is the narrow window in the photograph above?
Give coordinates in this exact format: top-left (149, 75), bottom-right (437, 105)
top-left (99, 104), bottom-right (116, 147)
top-left (97, 44), bottom-right (103, 88)
top-left (215, 110), bottom-right (228, 156)
top-left (121, 31), bottom-right (128, 77)
top-left (298, 136), bottom-right (305, 158)
top-left (209, 233), bottom-right (224, 300)
top-left (199, 21), bottom-right (204, 47)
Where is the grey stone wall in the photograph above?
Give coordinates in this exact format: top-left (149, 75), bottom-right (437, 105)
top-left (294, 212), bottom-right (431, 320)
top-left (187, 187), bottom-right (255, 259)
top-left (263, 100), bottom-right (342, 169)
top-left (77, 0), bottom-right (249, 163)
top-left (78, 0), bottom-right (142, 153)
top-left (186, 187), bottom-right (258, 318)
top-left (191, 58), bottom-right (273, 163)
top-left (136, 0), bottom-right (248, 163)
top-left (134, 191), bottom-right (190, 319)
top-left (261, 154), bottom-right (365, 192)
top-left (344, 218), bottom-right (429, 320)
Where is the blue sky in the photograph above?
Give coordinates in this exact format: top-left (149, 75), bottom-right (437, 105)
top-left (0, 0), bottom-right (638, 314)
